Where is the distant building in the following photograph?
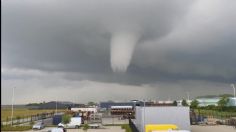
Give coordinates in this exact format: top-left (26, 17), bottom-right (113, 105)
top-left (110, 106), bottom-right (134, 116)
top-left (71, 107), bottom-right (97, 113)
top-left (197, 98), bottom-right (219, 107)
top-left (196, 97), bottom-right (236, 107)
top-left (99, 101), bottom-right (138, 110)
top-left (26, 101), bottom-right (85, 109)
top-left (228, 97), bottom-right (236, 106)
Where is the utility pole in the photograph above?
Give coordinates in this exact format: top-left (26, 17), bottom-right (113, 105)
top-left (143, 99), bottom-right (146, 132)
top-left (187, 92), bottom-right (190, 101)
top-left (56, 99), bottom-right (58, 114)
top-left (231, 84), bottom-right (235, 97)
top-left (11, 87), bottom-right (15, 126)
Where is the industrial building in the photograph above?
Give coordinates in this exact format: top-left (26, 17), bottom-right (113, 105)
top-left (110, 106), bottom-right (133, 114)
top-left (228, 97), bottom-right (236, 106)
top-left (99, 100), bottom-right (176, 110)
top-left (71, 107), bottom-right (97, 113)
top-left (99, 101), bottom-right (141, 110)
top-left (131, 106), bottom-right (190, 132)
top-left (110, 106), bottom-right (135, 119)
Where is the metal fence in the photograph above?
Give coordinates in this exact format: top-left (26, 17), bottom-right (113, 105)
top-left (129, 119), bottom-right (139, 132)
top-left (2, 112), bottom-right (54, 126)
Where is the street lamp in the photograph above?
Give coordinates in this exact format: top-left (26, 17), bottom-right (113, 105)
top-left (142, 99), bottom-right (146, 132)
top-left (231, 84), bottom-right (235, 97)
top-left (56, 98), bottom-right (58, 114)
top-left (187, 92), bottom-right (190, 101)
top-left (11, 87), bottom-right (15, 126)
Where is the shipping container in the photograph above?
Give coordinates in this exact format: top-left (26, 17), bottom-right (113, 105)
top-left (53, 115), bottom-right (62, 125)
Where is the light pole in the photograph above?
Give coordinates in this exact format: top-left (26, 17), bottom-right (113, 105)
top-left (11, 87), bottom-right (15, 126)
top-left (231, 84), bottom-right (235, 97)
top-left (55, 98), bottom-right (58, 114)
top-left (187, 92), bottom-right (190, 101)
top-left (142, 99), bottom-right (146, 132)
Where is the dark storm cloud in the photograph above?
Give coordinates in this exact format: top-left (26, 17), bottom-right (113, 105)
top-left (2, 0), bottom-right (236, 82)
top-left (2, 0), bottom-right (192, 75)
top-left (2, 0), bottom-right (236, 104)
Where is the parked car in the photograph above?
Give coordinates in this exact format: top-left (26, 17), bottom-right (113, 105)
top-left (88, 123), bottom-right (101, 129)
top-left (58, 117), bottom-right (81, 129)
top-left (32, 121), bottom-right (45, 130)
top-left (47, 128), bottom-right (66, 132)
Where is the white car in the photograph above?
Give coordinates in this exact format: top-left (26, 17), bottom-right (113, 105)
top-left (32, 121), bottom-right (45, 130)
top-left (58, 117), bottom-right (81, 129)
top-left (88, 123), bottom-right (101, 129)
top-left (47, 128), bottom-right (66, 132)
top-left (153, 130), bottom-right (190, 132)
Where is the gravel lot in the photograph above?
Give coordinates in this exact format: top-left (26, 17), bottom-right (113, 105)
top-left (191, 125), bottom-right (236, 132)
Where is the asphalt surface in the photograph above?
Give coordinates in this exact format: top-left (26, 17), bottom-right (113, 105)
top-left (42, 118), bottom-right (53, 126)
top-left (24, 126), bottom-right (125, 132)
top-left (2, 125), bottom-right (236, 132)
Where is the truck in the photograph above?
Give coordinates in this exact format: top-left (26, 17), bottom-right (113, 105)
top-left (58, 117), bottom-right (82, 129)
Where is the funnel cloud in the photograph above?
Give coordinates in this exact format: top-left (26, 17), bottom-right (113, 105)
top-left (110, 32), bottom-right (140, 72)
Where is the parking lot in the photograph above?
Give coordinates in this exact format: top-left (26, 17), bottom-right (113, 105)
top-left (3, 125), bottom-right (236, 132)
top-left (22, 126), bottom-right (125, 132)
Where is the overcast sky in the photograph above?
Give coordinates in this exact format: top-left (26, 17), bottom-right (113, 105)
top-left (2, 0), bottom-right (236, 104)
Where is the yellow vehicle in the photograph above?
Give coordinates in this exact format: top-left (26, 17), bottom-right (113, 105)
top-left (145, 124), bottom-right (178, 132)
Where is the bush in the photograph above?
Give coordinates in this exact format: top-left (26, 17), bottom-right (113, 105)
top-left (182, 99), bottom-right (189, 106)
top-left (190, 100), bottom-right (199, 109)
top-left (62, 114), bottom-right (71, 124)
top-left (121, 124), bottom-right (132, 132)
top-left (173, 100), bottom-right (178, 106)
top-left (83, 124), bottom-right (89, 131)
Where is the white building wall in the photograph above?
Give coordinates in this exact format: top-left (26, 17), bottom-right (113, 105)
top-left (135, 107), bottom-right (143, 131)
top-left (135, 106), bottom-right (190, 132)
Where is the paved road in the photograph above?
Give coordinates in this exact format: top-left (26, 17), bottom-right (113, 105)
top-left (42, 118), bottom-right (53, 126)
top-left (10, 118), bottom-right (53, 127)
top-left (21, 126), bottom-right (125, 132)
top-left (101, 118), bottom-right (128, 125)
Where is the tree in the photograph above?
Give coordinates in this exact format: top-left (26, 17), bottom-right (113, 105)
top-left (88, 102), bottom-right (96, 106)
top-left (182, 99), bottom-right (188, 106)
top-left (190, 99), bottom-right (199, 109)
top-left (173, 100), bottom-right (178, 106)
top-left (217, 96), bottom-right (229, 110)
top-left (83, 124), bottom-right (89, 131)
top-left (62, 114), bottom-right (71, 124)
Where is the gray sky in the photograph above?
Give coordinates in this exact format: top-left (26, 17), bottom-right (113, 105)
top-left (2, 0), bottom-right (236, 104)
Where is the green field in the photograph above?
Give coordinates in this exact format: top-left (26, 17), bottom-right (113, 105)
top-left (1, 125), bottom-right (32, 131)
top-left (1, 108), bottom-right (66, 121)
